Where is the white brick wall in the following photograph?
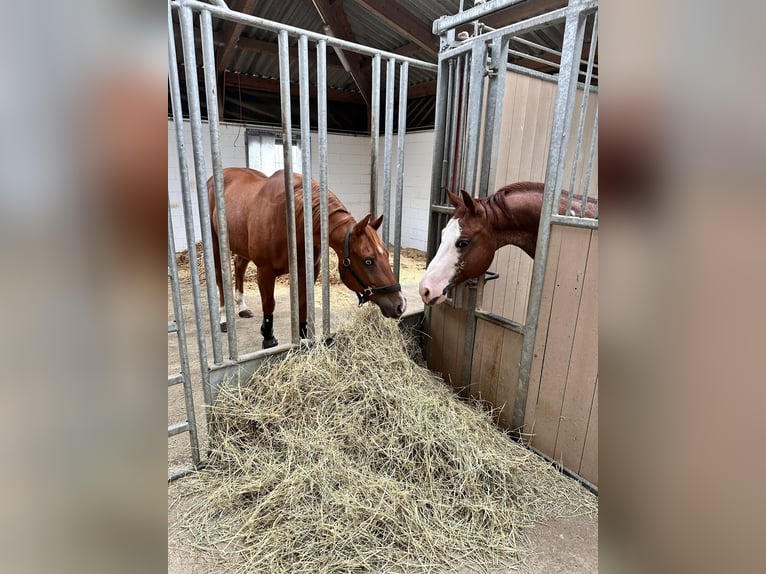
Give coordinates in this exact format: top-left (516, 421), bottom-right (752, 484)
top-left (169, 119), bottom-right (434, 252)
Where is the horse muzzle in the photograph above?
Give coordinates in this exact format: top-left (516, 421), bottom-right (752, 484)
top-left (374, 291), bottom-right (407, 318)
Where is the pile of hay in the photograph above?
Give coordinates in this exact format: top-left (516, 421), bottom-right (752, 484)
top-left (170, 307), bottom-right (596, 573)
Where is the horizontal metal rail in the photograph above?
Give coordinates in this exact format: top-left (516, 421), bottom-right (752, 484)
top-left (511, 36), bottom-right (598, 69)
top-left (474, 309), bottom-right (525, 334)
top-left (431, 204), bottom-right (456, 215)
top-left (168, 373), bottom-right (184, 387)
top-left (168, 465), bottom-right (196, 482)
top-left (168, 421), bottom-right (191, 437)
top-left (173, 0), bottom-right (436, 71)
top-left (441, 3), bottom-right (597, 60)
top-left (433, 0), bottom-right (529, 35)
top-left (550, 214), bottom-right (599, 228)
top-left (508, 48), bottom-right (598, 80)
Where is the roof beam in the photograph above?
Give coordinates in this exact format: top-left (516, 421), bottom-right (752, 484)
top-left (311, 0), bottom-right (372, 107)
top-left (480, 0), bottom-right (568, 31)
top-left (236, 37), bottom-right (345, 69)
top-left (354, 0), bottom-right (438, 57)
top-left (215, 0), bottom-right (259, 119)
top-left (224, 71), bottom-right (365, 104)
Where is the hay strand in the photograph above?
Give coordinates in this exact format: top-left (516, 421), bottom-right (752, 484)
top-left (170, 307), bottom-right (596, 573)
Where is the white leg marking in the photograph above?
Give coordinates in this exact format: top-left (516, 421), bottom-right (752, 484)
top-left (235, 289), bottom-right (248, 313)
top-left (219, 305), bottom-right (226, 325)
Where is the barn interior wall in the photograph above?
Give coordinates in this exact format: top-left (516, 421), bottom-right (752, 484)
top-left (169, 120), bottom-right (434, 253)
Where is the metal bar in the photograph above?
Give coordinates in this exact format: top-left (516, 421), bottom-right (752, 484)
top-left (431, 204), bottom-right (456, 215)
top-left (393, 61), bottom-right (408, 279)
top-left (179, 4), bottom-right (224, 367)
top-left (479, 36), bottom-right (509, 196)
top-left (440, 4), bottom-right (597, 60)
top-left (369, 54), bottom-right (381, 218)
top-left (426, 48), bottom-right (452, 262)
top-left (507, 62), bottom-right (599, 93)
top-left (167, 201), bottom-right (200, 465)
top-left (206, 0), bottom-right (228, 8)
top-left (168, 466), bottom-right (196, 482)
top-left (201, 9), bottom-right (238, 360)
top-left (168, 321), bottom-right (178, 333)
top-left (511, 35), bottom-right (598, 69)
top-left (381, 57), bottom-right (395, 246)
top-left (462, 40), bottom-right (488, 196)
top-left (278, 30), bottom-right (300, 345)
top-left (455, 55), bottom-right (471, 191)
top-left (581, 105), bottom-right (598, 217)
top-left (552, 4), bottom-right (587, 210)
top-left (566, 12), bottom-right (598, 213)
top-left (508, 47), bottom-right (599, 80)
top-left (474, 309), bottom-right (525, 334)
top-left (513, 0), bottom-right (591, 432)
top-left (446, 55), bottom-right (463, 194)
top-left (174, 0), bottom-right (436, 71)
top-left (550, 214), bottom-right (599, 228)
top-left (439, 60), bottom-right (455, 194)
top-left (168, 421), bottom-right (191, 437)
top-left (168, 373), bottom-right (184, 387)
top-left (298, 34), bottom-right (315, 339)
top-left (169, 13), bottom-right (212, 410)
top-left (317, 40), bottom-right (330, 338)
top-left (433, 0), bottom-right (528, 35)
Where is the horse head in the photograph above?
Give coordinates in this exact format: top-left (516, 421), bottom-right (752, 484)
top-left (419, 190), bottom-right (495, 305)
top-left (339, 214), bottom-right (407, 318)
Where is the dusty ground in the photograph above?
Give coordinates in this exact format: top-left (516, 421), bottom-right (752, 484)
top-left (168, 245), bottom-right (597, 573)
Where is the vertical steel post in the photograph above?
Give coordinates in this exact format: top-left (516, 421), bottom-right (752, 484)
top-left (393, 62), bottom-right (408, 279)
top-left (439, 60), bottom-right (455, 193)
top-left (581, 105), bottom-right (598, 216)
top-left (178, 4), bottom-right (224, 368)
top-left (382, 57), bottom-right (396, 245)
top-left (566, 11), bottom-right (598, 213)
top-left (479, 36), bottom-right (509, 197)
top-left (462, 39), bottom-right (488, 196)
top-left (317, 40), bottom-right (331, 337)
top-left (168, 3), bottom-right (213, 408)
top-left (278, 30), bottom-right (300, 345)
top-left (426, 48), bottom-right (452, 262)
top-left (455, 55), bottom-right (471, 191)
top-left (369, 54), bottom-right (381, 218)
top-left (200, 8), bottom-right (238, 360)
top-left (446, 55), bottom-right (463, 195)
top-left (513, 0), bottom-right (590, 431)
top-left (168, 204), bottom-right (200, 466)
top-left (298, 34), bottom-right (315, 338)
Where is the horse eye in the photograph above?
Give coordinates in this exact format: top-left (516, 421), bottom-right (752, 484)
top-left (455, 239), bottom-right (470, 249)
top-left (364, 258), bottom-right (374, 266)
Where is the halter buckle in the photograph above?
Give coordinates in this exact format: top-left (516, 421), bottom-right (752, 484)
top-left (343, 257), bottom-right (351, 267)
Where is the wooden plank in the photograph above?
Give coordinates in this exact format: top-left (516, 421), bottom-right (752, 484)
top-left (426, 305), bottom-right (446, 377)
top-left (472, 320), bottom-right (504, 406)
top-left (440, 305), bottom-right (467, 391)
top-left (512, 256), bottom-right (534, 324)
top-left (504, 73), bottom-right (529, 183)
top-left (554, 230), bottom-right (598, 471)
top-left (578, 376), bottom-right (598, 485)
top-left (529, 226), bottom-right (592, 457)
top-left (501, 246), bottom-right (523, 320)
top-left (523, 225), bottom-right (564, 435)
top-left (470, 319), bottom-right (488, 399)
top-left (529, 79), bottom-right (556, 182)
top-left (495, 73), bottom-right (518, 189)
top-left (517, 75), bottom-right (542, 180)
top-left (495, 329), bottom-right (524, 429)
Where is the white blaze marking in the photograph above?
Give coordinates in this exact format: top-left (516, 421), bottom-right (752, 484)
top-left (421, 218), bottom-right (461, 296)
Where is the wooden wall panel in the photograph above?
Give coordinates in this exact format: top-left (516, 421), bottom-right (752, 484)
top-left (579, 377), bottom-right (598, 485)
top-left (553, 231), bottom-right (598, 470)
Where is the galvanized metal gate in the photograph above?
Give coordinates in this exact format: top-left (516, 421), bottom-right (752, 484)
top-left (425, 0), bottom-right (599, 484)
top-left (167, 0), bottom-right (434, 480)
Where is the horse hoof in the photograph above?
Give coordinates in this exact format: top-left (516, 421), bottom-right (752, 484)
top-left (262, 337), bottom-right (278, 349)
top-left (220, 322), bottom-right (227, 333)
top-left (239, 309), bottom-right (254, 318)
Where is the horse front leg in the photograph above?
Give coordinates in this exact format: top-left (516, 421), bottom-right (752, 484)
top-left (256, 266), bottom-right (278, 349)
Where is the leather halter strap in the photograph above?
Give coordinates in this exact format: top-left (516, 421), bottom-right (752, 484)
top-left (340, 223), bottom-right (401, 306)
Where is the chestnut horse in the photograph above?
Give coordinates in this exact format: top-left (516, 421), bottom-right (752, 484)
top-left (208, 168), bottom-right (406, 348)
top-left (419, 182), bottom-right (597, 305)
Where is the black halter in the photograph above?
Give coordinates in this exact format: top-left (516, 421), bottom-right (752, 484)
top-left (340, 223), bottom-right (402, 306)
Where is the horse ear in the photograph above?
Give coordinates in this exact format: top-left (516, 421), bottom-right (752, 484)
top-left (446, 190), bottom-right (463, 208)
top-left (353, 214), bottom-right (372, 235)
top-left (369, 214), bottom-right (384, 230)
top-left (460, 190), bottom-right (479, 216)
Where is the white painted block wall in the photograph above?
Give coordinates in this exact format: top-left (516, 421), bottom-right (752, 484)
top-left (169, 119), bottom-right (434, 253)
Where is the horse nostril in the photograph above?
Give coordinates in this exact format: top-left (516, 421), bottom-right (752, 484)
top-left (397, 304), bottom-right (403, 315)
top-left (442, 287), bottom-right (448, 295)
top-left (424, 288), bottom-right (430, 298)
